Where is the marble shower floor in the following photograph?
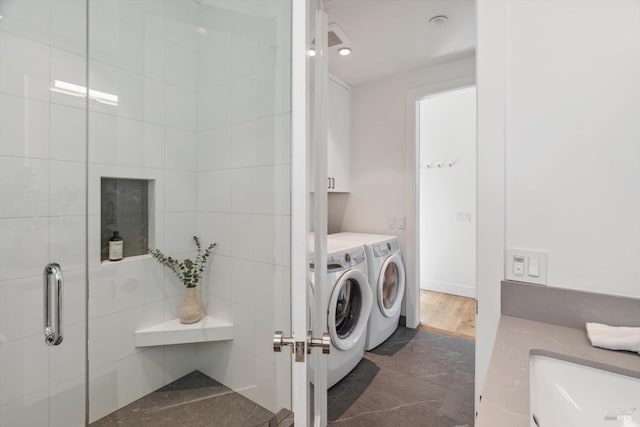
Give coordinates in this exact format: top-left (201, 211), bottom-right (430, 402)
top-left (89, 371), bottom-right (277, 427)
top-left (328, 327), bottom-right (475, 427)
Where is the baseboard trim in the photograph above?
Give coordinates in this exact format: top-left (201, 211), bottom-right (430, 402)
top-left (420, 280), bottom-right (476, 298)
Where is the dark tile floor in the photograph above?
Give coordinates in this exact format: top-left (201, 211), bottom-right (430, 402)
top-left (89, 371), bottom-right (276, 427)
top-left (90, 327), bottom-right (474, 427)
top-left (328, 327), bottom-right (475, 427)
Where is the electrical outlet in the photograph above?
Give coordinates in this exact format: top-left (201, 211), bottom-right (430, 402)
top-left (456, 212), bottom-right (471, 223)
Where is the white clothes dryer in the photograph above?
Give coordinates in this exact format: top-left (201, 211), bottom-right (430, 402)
top-left (329, 233), bottom-right (406, 350)
top-left (309, 239), bottom-right (373, 388)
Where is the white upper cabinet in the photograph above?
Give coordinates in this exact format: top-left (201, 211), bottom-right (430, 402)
top-left (327, 75), bottom-right (351, 192)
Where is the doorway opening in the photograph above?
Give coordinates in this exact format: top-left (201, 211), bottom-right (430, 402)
top-left (417, 86), bottom-right (477, 341)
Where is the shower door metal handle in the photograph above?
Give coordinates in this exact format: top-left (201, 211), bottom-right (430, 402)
top-left (43, 263), bottom-right (63, 346)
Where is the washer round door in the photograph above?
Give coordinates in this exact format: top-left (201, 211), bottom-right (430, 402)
top-left (377, 253), bottom-right (406, 318)
top-left (327, 268), bottom-right (373, 351)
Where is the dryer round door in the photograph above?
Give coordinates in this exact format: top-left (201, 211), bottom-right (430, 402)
top-left (377, 253), bottom-right (405, 318)
top-left (327, 269), bottom-right (373, 351)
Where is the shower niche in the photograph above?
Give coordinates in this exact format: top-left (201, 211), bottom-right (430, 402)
top-left (101, 177), bottom-right (154, 262)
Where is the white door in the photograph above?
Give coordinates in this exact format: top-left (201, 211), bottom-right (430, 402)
top-left (287, 1), bottom-right (330, 426)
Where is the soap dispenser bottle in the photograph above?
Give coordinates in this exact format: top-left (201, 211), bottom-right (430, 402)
top-left (109, 231), bottom-right (124, 261)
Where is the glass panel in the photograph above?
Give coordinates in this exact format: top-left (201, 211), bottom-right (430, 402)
top-left (382, 263), bottom-right (399, 309)
top-left (0, 0), bottom-right (88, 426)
top-left (86, 0), bottom-right (292, 425)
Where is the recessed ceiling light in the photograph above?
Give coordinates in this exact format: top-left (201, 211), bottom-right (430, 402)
top-left (196, 27), bottom-right (207, 35)
top-left (338, 47), bottom-right (352, 56)
top-left (308, 48), bottom-right (316, 57)
top-left (429, 15), bottom-right (448, 26)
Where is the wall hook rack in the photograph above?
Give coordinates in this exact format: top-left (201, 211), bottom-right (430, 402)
top-left (424, 160), bottom-right (455, 169)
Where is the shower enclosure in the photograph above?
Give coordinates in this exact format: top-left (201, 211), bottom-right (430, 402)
top-left (0, 0), bottom-right (330, 425)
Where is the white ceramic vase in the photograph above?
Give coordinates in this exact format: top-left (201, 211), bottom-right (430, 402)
top-left (179, 287), bottom-right (203, 324)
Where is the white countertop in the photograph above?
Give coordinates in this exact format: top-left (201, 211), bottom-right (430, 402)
top-left (476, 315), bottom-right (640, 426)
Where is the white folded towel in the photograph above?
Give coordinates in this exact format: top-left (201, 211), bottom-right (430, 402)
top-left (586, 322), bottom-right (640, 354)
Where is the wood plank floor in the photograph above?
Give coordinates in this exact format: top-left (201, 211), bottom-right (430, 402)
top-left (419, 290), bottom-right (476, 341)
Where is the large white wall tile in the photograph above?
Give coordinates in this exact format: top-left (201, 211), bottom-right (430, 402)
top-left (0, 156), bottom-right (49, 218)
top-left (0, 31), bottom-right (49, 101)
top-left (230, 258), bottom-right (255, 307)
top-left (0, 0), bottom-right (50, 45)
top-left (89, 60), bottom-right (144, 121)
top-left (0, 93), bottom-right (49, 159)
top-left (230, 302), bottom-right (256, 356)
top-left (50, 215), bottom-right (85, 271)
top-left (0, 276), bottom-right (42, 341)
top-left (89, 259), bottom-right (164, 319)
top-left (163, 212), bottom-right (198, 253)
top-left (231, 33), bottom-right (276, 78)
top-left (142, 31), bottom-right (165, 82)
top-left (51, 104), bottom-right (85, 162)
top-left (163, 344), bottom-right (199, 384)
top-left (49, 375), bottom-right (85, 427)
top-left (197, 83), bottom-right (231, 131)
top-left (50, 323), bottom-right (85, 386)
top-left (231, 113), bottom-right (290, 168)
top-left (230, 168), bottom-right (252, 213)
top-left (164, 170), bottom-right (197, 212)
top-left (0, 218), bottom-right (49, 281)
top-left (165, 127), bottom-right (197, 171)
top-left (165, 42), bottom-right (197, 91)
top-left (231, 63), bottom-right (290, 124)
top-left (251, 165), bottom-right (290, 216)
top-left (0, 334), bottom-right (49, 406)
top-left (51, 0), bottom-right (86, 55)
top-left (165, 85), bottom-right (196, 130)
top-left (89, 301), bottom-right (164, 369)
top-left (164, 0), bottom-right (198, 48)
top-left (50, 160), bottom-right (85, 216)
top-left (198, 42), bottom-right (231, 93)
top-left (50, 48), bottom-right (87, 110)
top-left (197, 170), bottom-right (231, 212)
top-left (197, 126), bottom-right (231, 171)
top-left (196, 212), bottom-right (231, 256)
top-left (230, 213), bottom-right (253, 260)
top-left (89, 8), bottom-right (145, 75)
top-left (143, 77), bottom-right (165, 125)
top-left (60, 269), bottom-right (86, 327)
top-left (0, 388), bottom-right (49, 427)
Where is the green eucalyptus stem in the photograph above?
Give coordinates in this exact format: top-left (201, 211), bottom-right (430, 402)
top-left (149, 236), bottom-right (216, 288)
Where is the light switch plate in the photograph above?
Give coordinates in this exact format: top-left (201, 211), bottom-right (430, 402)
top-left (398, 217), bottom-right (406, 229)
top-left (505, 248), bottom-right (547, 285)
top-left (387, 216), bottom-right (396, 229)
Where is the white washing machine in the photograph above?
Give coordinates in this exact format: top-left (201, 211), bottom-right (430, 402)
top-left (308, 239), bottom-right (373, 388)
top-left (329, 233), bottom-right (406, 350)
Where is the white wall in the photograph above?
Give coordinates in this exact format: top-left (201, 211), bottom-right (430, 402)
top-left (339, 56), bottom-right (476, 258)
top-left (335, 55), bottom-right (476, 322)
top-left (476, 0), bottom-right (640, 408)
top-left (505, 0), bottom-right (640, 296)
top-left (419, 87), bottom-right (476, 298)
top-left (195, 0), bottom-right (292, 414)
top-left (87, 1), bottom-right (200, 421)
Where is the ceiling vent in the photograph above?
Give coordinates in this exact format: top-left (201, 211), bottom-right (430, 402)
top-left (328, 23), bottom-right (351, 48)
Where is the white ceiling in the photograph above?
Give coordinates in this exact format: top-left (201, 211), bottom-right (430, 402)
top-left (325, 0), bottom-right (476, 86)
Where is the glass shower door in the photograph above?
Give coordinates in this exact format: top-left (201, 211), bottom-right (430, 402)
top-left (86, 0), bottom-right (295, 425)
top-left (0, 0), bottom-right (89, 426)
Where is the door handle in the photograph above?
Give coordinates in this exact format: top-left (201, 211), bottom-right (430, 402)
top-left (331, 177), bottom-right (335, 189)
top-left (274, 331), bottom-right (306, 362)
top-left (44, 263), bottom-right (63, 346)
top-left (328, 177), bottom-right (331, 189)
top-left (307, 331), bottom-right (330, 354)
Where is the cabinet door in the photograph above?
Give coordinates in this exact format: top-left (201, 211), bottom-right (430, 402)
top-left (327, 77), bottom-right (351, 192)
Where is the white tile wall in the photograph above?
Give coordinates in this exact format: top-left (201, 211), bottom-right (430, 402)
top-left (1, 0), bottom-right (292, 424)
top-left (194, 1), bottom-right (293, 414)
